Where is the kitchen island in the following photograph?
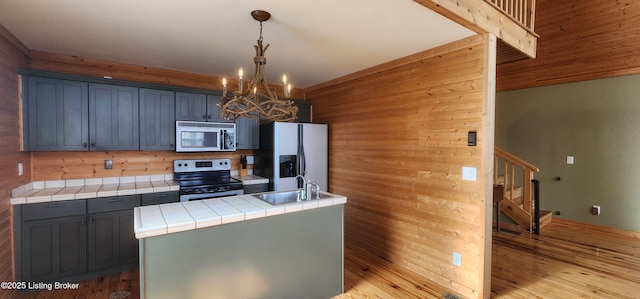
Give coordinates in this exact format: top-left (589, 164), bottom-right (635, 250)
top-left (134, 192), bottom-right (346, 299)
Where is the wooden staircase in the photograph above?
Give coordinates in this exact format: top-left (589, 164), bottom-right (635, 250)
top-left (494, 147), bottom-right (552, 233)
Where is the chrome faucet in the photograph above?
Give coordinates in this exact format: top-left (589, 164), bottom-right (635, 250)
top-left (294, 174), bottom-right (308, 201)
top-left (295, 174), bottom-right (321, 200)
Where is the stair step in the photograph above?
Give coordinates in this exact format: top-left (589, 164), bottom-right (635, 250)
top-left (504, 186), bottom-right (523, 199)
top-left (539, 209), bottom-right (553, 228)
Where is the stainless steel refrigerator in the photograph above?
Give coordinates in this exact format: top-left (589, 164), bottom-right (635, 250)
top-left (257, 122), bottom-right (328, 192)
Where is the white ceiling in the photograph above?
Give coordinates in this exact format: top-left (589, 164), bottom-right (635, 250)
top-left (0, 0), bottom-right (474, 89)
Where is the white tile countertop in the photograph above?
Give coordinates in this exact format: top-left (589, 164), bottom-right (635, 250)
top-left (231, 174), bottom-right (269, 185)
top-left (10, 174), bottom-right (179, 205)
top-left (134, 191), bottom-right (347, 239)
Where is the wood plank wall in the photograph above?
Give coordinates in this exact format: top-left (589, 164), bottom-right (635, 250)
top-left (0, 25), bottom-right (31, 282)
top-left (30, 150), bottom-right (255, 181)
top-left (497, 0), bottom-right (640, 91)
top-left (306, 35), bottom-right (490, 299)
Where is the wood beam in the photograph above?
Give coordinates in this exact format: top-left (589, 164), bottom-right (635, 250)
top-left (414, 0), bottom-right (537, 59)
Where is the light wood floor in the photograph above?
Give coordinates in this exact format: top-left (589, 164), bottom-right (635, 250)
top-left (5, 219), bottom-right (640, 299)
top-left (491, 219), bottom-right (640, 298)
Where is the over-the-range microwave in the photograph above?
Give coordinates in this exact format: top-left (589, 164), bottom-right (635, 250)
top-left (175, 121), bottom-right (236, 152)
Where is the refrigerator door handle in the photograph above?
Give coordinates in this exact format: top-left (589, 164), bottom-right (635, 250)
top-left (297, 124), bottom-right (306, 187)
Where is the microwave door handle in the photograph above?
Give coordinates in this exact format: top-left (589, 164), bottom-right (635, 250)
top-left (220, 130), bottom-right (225, 150)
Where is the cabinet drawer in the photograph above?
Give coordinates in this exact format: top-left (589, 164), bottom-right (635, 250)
top-left (22, 200), bottom-right (86, 221)
top-left (88, 195), bottom-right (140, 213)
top-left (243, 184), bottom-right (268, 194)
top-left (141, 191), bottom-right (179, 206)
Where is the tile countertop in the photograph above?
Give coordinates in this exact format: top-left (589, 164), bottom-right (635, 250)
top-left (10, 174), bottom-right (179, 205)
top-left (134, 192), bottom-right (347, 239)
top-left (231, 174), bottom-right (269, 185)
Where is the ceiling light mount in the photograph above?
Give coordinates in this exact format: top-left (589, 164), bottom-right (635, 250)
top-left (218, 10), bottom-right (298, 122)
top-left (251, 10), bottom-right (271, 22)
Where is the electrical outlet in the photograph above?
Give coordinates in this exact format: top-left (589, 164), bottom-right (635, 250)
top-left (452, 252), bottom-right (462, 267)
top-left (18, 163), bottom-right (23, 176)
top-left (104, 159), bottom-right (113, 170)
top-left (591, 205), bottom-right (601, 215)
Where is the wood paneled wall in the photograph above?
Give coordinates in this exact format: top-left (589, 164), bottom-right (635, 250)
top-left (30, 150), bottom-right (255, 181)
top-left (306, 35), bottom-right (491, 299)
top-left (497, 0), bottom-right (640, 91)
top-left (0, 25), bottom-right (31, 282)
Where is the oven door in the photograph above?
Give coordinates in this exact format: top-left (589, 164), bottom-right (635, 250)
top-left (180, 189), bottom-right (244, 202)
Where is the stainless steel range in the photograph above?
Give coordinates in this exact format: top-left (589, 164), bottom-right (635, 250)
top-left (174, 159), bottom-right (244, 202)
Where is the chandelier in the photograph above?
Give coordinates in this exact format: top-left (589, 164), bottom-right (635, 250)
top-left (218, 10), bottom-right (299, 122)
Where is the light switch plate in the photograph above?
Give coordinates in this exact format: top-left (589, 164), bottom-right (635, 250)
top-left (453, 252), bottom-right (462, 267)
top-left (246, 156), bottom-right (255, 164)
top-left (18, 163), bottom-right (23, 176)
top-left (567, 156), bottom-right (574, 165)
top-left (462, 167), bottom-right (477, 181)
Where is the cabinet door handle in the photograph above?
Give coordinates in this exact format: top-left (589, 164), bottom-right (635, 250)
top-left (88, 217), bottom-right (94, 224)
top-left (108, 198), bottom-right (123, 203)
top-left (202, 114), bottom-right (207, 120)
top-left (46, 203), bottom-right (64, 208)
top-left (90, 142), bottom-right (96, 148)
top-left (83, 143), bottom-right (88, 149)
top-left (154, 194), bottom-right (168, 198)
top-left (81, 218), bottom-right (86, 225)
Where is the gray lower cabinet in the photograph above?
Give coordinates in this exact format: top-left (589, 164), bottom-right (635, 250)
top-left (87, 195), bottom-right (140, 271)
top-left (15, 192), bottom-right (178, 282)
top-left (26, 77), bottom-right (89, 151)
top-left (89, 83), bottom-right (139, 150)
top-left (139, 88), bottom-right (175, 150)
top-left (19, 200), bottom-right (87, 281)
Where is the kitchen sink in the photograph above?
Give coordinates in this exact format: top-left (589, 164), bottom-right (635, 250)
top-left (253, 190), bottom-right (331, 206)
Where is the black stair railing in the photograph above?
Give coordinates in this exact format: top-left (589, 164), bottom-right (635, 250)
top-left (532, 179), bottom-right (540, 235)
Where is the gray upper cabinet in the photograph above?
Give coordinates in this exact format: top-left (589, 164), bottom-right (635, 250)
top-left (235, 116), bottom-right (260, 149)
top-left (206, 94), bottom-right (226, 122)
top-left (294, 100), bottom-right (312, 123)
top-left (175, 92), bottom-right (228, 122)
top-left (89, 84), bottom-right (139, 151)
top-left (175, 92), bottom-right (207, 121)
top-left (27, 77), bottom-right (89, 151)
top-left (139, 88), bottom-right (175, 150)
